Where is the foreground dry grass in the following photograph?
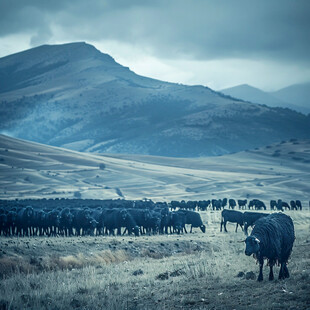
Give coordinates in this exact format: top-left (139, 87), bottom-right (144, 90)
top-left (0, 211), bottom-right (309, 309)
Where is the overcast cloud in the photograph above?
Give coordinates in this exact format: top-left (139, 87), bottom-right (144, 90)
top-left (0, 0), bottom-right (309, 90)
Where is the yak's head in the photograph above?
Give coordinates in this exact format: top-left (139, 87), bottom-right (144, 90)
top-left (244, 236), bottom-right (260, 256)
top-left (25, 206), bottom-right (34, 218)
top-left (200, 224), bottom-right (206, 233)
top-left (120, 209), bottom-right (128, 221)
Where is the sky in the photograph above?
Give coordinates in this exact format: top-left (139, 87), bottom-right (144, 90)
top-left (0, 0), bottom-right (310, 91)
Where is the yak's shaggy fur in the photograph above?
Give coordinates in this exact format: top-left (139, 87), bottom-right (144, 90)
top-left (245, 213), bottom-right (295, 282)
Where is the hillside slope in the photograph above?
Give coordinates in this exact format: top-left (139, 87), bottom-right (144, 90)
top-left (0, 134), bottom-right (309, 202)
top-left (0, 43), bottom-right (309, 156)
top-left (271, 82), bottom-right (310, 114)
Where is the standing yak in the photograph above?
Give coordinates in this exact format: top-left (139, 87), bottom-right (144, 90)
top-left (244, 213), bottom-right (295, 282)
top-left (220, 209), bottom-right (243, 233)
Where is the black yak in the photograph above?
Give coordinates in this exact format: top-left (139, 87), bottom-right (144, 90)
top-left (242, 211), bottom-right (269, 235)
top-left (244, 213), bottom-right (295, 282)
top-left (177, 210), bottom-right (205, 233)
top-left (220, 209), bottom-right (243, 232)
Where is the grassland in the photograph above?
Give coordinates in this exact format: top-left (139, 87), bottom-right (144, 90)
top-left (0, 210), bottom-right (309, 310)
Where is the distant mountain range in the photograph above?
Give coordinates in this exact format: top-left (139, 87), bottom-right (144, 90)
top-left (0, 42), bottom-right (309, 157)
top-left (220, 83), bottom-right (310, 114)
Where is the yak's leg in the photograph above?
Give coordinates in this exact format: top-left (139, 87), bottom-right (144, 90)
top-left (283, 263), bottom-right (290, 278)
top-left (279, 262), bottom-right (285, 280)
top-left (258, 260), bottom-right (264, 282)
top-left (235, 223), bottom-right (238, 233)
top-left (220, 219), bottom-right (223, 232)
top-left (224, 221), bottom-right (228, 232)
top-left (269, 264), bottom-right (274, 281)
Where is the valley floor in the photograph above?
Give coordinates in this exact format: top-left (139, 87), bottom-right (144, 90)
top-left (0, 210), bottom-right (309, 309)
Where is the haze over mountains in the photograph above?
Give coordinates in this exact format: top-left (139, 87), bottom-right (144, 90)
top-left (0, 42), bottom-right (309, 157)
top-left (220, 83), bottom-right (310, 115)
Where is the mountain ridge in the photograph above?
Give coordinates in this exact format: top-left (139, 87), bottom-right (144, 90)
top-left (221, 83), bottom-right (310, 114)
top-left (0, 42), bottom-right (309, 157)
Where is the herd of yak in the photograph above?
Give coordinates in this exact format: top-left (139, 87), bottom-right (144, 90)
top-left (0, 198), bottom-right (299, 281)
top-left (0, 197), bottom-right (302, 238)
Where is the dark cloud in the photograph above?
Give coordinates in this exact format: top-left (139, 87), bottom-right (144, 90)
top-left (1, 0), bottom-right (309, 64)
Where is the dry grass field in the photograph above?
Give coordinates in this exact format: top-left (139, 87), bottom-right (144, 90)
top-left (0, 210), bottom-right (309, 310)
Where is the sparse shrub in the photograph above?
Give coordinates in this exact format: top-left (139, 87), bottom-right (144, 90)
top-left (99, 163), bottom-right (106, 170)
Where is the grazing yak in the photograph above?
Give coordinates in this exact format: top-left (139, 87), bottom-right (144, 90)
top-left (212, 199), bottom-right (222, 211)
top-left (290, 200), bottom-right (297, 210)
top-left (228, 199), bottom-right (237, 209)
top-left (171, 212), bottom-right (186, 234)
top-left (296, 200), bottom-right (302, 210)
top-left (197, 200), bottom-right (210, 211)
top-left (16, 206), bottom-right (35, 236)
top-left (248, 199), bottom-right (266, 210)
top-left (177, 210), bottom-right (206, 233)
top-left (244, 213), bottom-right (295, 282)
top-left (270, 200), bottom-right (281, 211)
top-left (242, 212), bottom-right (269, 235)
top-left (220, 209), bottom-right (243, 233)
top-left (221, 198), bottom-right (228, 209)
top-left (238, 199), bottom-right (247, 210)
top-left (277, 199), bottom-right (290, 211)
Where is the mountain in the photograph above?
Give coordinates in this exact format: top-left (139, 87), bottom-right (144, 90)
top-left (220, 84), bottom-right (310, 114)
top-left (271, 83), bottom-right (310, 114)
top-left (0, 42), bottom-right (310, 157)
top-left (220, 84), bottom-right (285, 107)
top-left (1, 134), bottom-right (309, 201)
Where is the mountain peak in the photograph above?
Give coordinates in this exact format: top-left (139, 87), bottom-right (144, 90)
top-left (0, 41), bottom-right (117, 69)
top-left (222, 84), bottom-right (260, 92)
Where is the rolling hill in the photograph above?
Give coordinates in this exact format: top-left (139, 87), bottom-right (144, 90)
top-left (271, 82), bottom-right (310, 114)
top-left (0, 134), bottom-right (309, 202)
top-left (0, 42), bottom-right (310, 157)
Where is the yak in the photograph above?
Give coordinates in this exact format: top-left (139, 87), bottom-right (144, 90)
top-left (244, 213), bottom-right (295, 282)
